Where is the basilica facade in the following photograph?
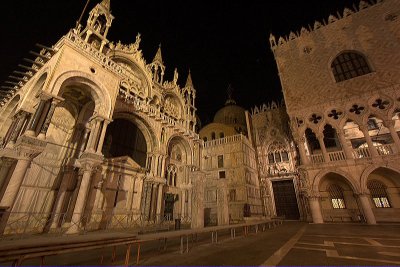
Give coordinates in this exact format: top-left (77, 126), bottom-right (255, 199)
top-left (0, 0), bottom-right (399, 236)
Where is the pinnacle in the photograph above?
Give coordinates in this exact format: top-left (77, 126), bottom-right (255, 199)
top-left (185, 69), bottom-right (193, 88)
top-left (152, 44), bottom-right (163, 64)
top-left (101, 0), bottom-right (110, 10)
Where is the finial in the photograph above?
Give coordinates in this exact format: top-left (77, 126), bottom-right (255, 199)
top-left (185, 69), bottom-right (193, 88)
top-left (101, 0), bottom-right (111, 10)
top-left (152, 43), bottom-right (163, 64)
top-left (225, 84), bottom-right (236, 105)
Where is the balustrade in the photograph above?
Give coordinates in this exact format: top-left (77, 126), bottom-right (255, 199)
top-left (327, 150), bottom-right (346, 162)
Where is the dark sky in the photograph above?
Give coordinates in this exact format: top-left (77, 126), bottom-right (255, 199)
top-left (0, 0), bottom-right (354, 124)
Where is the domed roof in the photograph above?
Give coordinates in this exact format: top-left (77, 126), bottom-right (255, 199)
top-left (213, 102), bottom-right (246, 127)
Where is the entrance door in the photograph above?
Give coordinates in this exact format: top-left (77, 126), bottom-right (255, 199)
top-left (272, 180), bottom-right (300, 220)
top-left (164, 193), bottom-right (175, 221)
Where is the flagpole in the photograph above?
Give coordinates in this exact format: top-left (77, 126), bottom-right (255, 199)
top-left (76, 0), bottom-right (91, 29)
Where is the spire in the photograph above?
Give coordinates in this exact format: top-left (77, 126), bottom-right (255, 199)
top-left (101, 0), bottom-right (111, 10)
top-left (185, 69), bottom-right (193, 88)
top-left (225, 84), bottom-right (236, 105)
top-left (152, 44), bottom-right (163, 65)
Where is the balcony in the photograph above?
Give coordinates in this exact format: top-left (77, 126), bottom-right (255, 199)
top-left (308, 143), bottom-right (398, 164)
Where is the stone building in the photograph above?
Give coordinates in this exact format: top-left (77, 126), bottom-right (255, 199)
top-left (1, 0), bottom-right (400, 237)
top-left (199, 96), bottom-right (264, 225)
top-left (270, 0), bottom-right (400, 224)
top-left (0, 0), bottom-right (203, 234)
top-left (248, 101), bottom-right (305, 221)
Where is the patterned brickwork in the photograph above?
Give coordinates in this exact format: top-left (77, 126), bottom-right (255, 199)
top-left (271, 0), bottom-right (400, 119)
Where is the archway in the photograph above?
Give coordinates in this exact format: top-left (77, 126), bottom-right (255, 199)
top-left (163, 136), bottom-right (192, 221)
top-left (365, 167), bottom-right (400, 222)
top-left (0, 95), bottom-right (20, 139)
top-left (317, 172), bottom-right (361, 222)
top-left (102, 118), bottom-right (148, 167)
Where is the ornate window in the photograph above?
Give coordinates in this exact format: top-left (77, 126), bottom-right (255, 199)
top-left (166, 164), bottom-right (178, 186)
top-left (367, 180), bottom-right (391, 208)
top-left (218, 155), bottom-right (224, 168)
top-left (331, 52), bottom-right (371, 82)
top-left (328, 184), bottom-right (346, 209)
top-left (267, 141), bottom-right (290, 164)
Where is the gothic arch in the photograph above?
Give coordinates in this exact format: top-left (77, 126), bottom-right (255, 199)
top-left (166, 135), bottom-right (193, 164)
top-left (360, 164), bottom-right (400, 193)
top-left (312, 169), bottom-right (360, 194)
top-left (112, 55), bottom-right (152, 98)
top-left (112, 111), bottom-right (158, 152)
top-left (20, 71), bottom-right (49, 110)
top-left (0, 94), bottom-right (21, 138)
top-left (50, 71), bottom-right (113, 118)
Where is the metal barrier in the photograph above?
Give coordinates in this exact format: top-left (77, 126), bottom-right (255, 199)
top-left (0, 218), bottom-right (284, 266)
top-left (0, 211), bottom-right (192, 239)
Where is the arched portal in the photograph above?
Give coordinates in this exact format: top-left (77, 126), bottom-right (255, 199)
top-left (163, 136), bottom-right (192, 221)
top-left (102, 118), bottom-right (147, 167)
top-left (365, 167), bottom-right (400, 222)
top-left (317, 172), bottom-right (361, 222)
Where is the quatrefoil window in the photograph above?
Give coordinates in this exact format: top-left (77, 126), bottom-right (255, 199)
top-left (349, 104), bottom-right (365, 115)
top-left (328, 109), bottom-right (343, 120)
top-left (372, 99), bottom-right (390, 110)
top-left (296, 117), bottom-right (304, 127)
top-left (309, 114), bottom-right (322, 124)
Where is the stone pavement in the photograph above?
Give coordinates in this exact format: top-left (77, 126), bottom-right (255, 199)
top-left (1, 222), bottom-right (400, 266)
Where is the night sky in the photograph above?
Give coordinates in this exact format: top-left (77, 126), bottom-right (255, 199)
top-left (0, 0), bottom-right (354, 125)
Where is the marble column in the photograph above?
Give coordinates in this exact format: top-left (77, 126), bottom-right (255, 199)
top-left (38, 98), bottom-right (59, 138)
top-left (9, 111), bottom-right (29, 143)
top-left (181, 190), bottom-right (186, 218)
top-left (337, 131), bottom-right (354, 159)
top-left (317, 135), bottom-right (329, 162)
top-left (308, 196), bottom-right (323, 224)
top-left (26, 99), bottom-right (46, 136)
top-left (0, 158), bottom-right (14, 193)
top-left (358, 193), bottom-right (377, 225)
top-left (297, 138), bottom-right (310, 165)
top-left (77, 127), bottom-right (90, 157)
top-left (360, 126), bottom-right (379, 157)
top-left (385, 120), bottom-right (400, 152)
top-left (156, 184), bottom-right (164, 222)
top-left (0, 158), bottom-right (31, 209)
top-left (96, 120), bottom-right (110, 154)
top-left (86, 119), bottom-right (101, 152)
top-left (50, 168), bottom-right (74, 228)
top-left (66, 163), bottom-right (94, 234)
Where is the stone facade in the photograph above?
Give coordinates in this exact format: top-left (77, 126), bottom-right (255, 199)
top-left (270, 0), bottom-right (400, 224)
top-left (1, 0), bottom-right (400, 237)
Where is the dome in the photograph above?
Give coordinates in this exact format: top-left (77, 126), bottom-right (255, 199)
top-left (213, 104), bottom-right (246, 127)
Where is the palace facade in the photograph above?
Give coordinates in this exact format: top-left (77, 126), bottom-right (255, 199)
top-left (0, 0), bottom-right (399, 235)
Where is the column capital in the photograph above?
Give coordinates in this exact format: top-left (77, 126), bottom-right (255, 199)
top-left (383, 119), bottom-right (395, 128)
top-left (14, 135), bottom-right (47, 160)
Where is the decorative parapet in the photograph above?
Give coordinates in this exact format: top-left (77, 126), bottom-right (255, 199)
top-left (250, 100), bottom-right (285, 115)
top-left (269, 0), bottom-right (383, 50)
top-left (117, 92), bottom-right (199, 140)
top-left (62, 31), bottom-right (125, 76)
top-left (203, 134), bottom-right (251, 148)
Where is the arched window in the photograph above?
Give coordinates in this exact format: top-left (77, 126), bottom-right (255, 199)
top-left (219, 132), bottom-right (225, 138)
top-left (328, 184), bottom-right (346, 209)
top-left (331, 52), bottom-right (371, 82)
top-left (203, 137), bottom-right (208, 142)
top-left (323, 124), bottom-right (339, 149)
top-left (281, 151), bottom-right (289, 162)
top-left (211, 132), bottom-right (216, 140)
top-left (305, 128), bottom-right (320, 153)
top-left (268, 153), bottom-right (274, 164)
top-left (367, 180), bottom-right (391, 208)
top-left (167, 164), bottom-right (177, 187)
